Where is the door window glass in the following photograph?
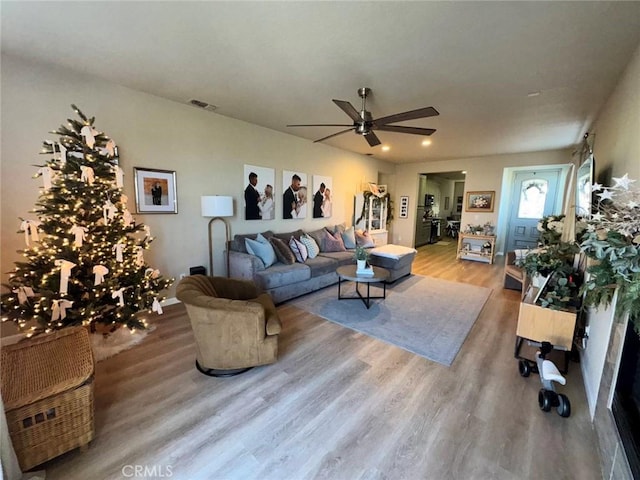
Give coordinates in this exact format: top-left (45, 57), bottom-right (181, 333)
top-left (518, 179), bottom-right (548, 218)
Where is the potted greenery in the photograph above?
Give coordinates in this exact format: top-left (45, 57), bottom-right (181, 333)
top-left (355, 245), bottom-right (369, 271)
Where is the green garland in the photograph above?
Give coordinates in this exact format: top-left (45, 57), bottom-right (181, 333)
top-left (356, 191), bottom-right (393, 227)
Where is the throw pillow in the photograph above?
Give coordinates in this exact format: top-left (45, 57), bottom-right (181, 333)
top-left (270, 237), bottom-right (295, 265)
top-left (307, 228), bottom-right (331, 250)
top-left (289, 236), bottom-right (308, 263)
top-left (355, 229), bottom-right (375, 248)
top-left (322, 230), bottom-right (346, 252)
top-left (341, 226), bottom-right (357, 249)
top-left (300, 234), bottom-right (320, 258)
top-left (245, 233), bottom-right (277, 268)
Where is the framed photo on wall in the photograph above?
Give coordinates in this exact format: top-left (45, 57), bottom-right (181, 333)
top-left (282, 170), bottom-right (308, 219)
top-left (133, 167), bottom-right (177, 213)
top-left (399, 196), bottom-right (409, 218)
top-left (243, 164), bottom-right (275, 221)
top-left (465, 191), bottom-right (495, 212)
top-left (312, 175), bottom-right (332, 218)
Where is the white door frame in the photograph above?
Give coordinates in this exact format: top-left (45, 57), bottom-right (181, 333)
top-left (495, 163), bottom-right (571, 256)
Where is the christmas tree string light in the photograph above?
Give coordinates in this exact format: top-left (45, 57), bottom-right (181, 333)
top-left (1, 105), bottom-right (173, 334)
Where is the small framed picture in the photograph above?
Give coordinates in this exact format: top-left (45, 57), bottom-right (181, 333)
top-left (465, 191), bottom-right (495, 212)
top-left (133, 167), bottom-right (178, 213)
top-left (399, 196), bottom-right (409, 218)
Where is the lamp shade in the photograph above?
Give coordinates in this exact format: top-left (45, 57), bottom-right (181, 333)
top-left (201, 196), bottom-right (233, 217)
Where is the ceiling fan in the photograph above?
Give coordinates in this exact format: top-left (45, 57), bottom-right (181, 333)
top-left (287, 87), bottom-right (439, 147)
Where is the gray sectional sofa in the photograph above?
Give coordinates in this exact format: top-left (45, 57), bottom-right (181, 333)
top-left (228, 226), bottom-right (416, 304)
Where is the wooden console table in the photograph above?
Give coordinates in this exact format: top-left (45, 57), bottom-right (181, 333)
top-left (457, 233), bottom-right (496, 264)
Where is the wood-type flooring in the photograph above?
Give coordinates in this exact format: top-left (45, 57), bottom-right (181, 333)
top-left (42, 241), bottom-right (602, 479)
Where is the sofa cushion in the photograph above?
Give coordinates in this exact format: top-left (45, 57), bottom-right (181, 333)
top-left (305, 255), bottom-right (339, 277)
top-left (318, 250), bottom-right (354, 267)
top-left (289, 236), bottom-right (308, 263)
top-left (245, 233), bottom-right (277, 268)
top-left (273, 229), bottom-right (304, 243)
top-left (231, 230), bottom-right (274, 253)
top-left (255, 263), bottom-right (311, 290)
top-left (300, 234), bottom-right (320, 258)
top-left (341, 226), bottom-right (357, 249)
top-left (270, 237), bottom-right (295, 265)
top-left (322, 230), bottom-right (346, 252)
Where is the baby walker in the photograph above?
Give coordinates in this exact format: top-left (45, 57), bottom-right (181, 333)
top-left (518, 341), bottom-right (571, 418)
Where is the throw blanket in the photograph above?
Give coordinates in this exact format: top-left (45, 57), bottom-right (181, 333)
top-left (369, 244), bottom-right (417, 260)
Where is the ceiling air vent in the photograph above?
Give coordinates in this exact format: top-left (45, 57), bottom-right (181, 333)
top-left (188, 99), bottom-right (217, 112)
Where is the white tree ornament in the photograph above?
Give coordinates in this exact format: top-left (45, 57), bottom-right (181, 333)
top-left (54, 259), bottom-right (76, 294)
top-left (152, 297), bottom-right (163, 314)
top-left (51, 299), bottom-right (73, 321)
top-left (112, 242), bottom-right (125, 262)
top-left (80, 166), bottom-right (95, 185)
top-left (111, 287), bottom-right (125, 307)
top-left (70, 225), bottom-right (88, 247)
top-left (93, 265), bottom-right (109, 285)
top-left (113, 165), bottom-right (124, 188)
top-left (12, 286), bottom-right (35, 305)
top-left (80, 125), bottom-right (99, 148)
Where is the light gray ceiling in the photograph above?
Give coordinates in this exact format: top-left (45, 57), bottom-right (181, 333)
top-left (2, 1), bottom-right (639, 164)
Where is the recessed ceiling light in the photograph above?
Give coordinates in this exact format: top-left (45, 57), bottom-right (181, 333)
top-left (422, 139), bottom-right (432, 146)
top-left (461, 171), bottom-right (467, 174)
top-left (527, 91), bottom-right (541, 97)
top-left (381, 145), bottom-right (390, 152)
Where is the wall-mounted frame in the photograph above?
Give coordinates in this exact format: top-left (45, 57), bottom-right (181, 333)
top-left (465, 191), bottom-right (495, 212)
top-left (399, 195), bottom-right (409, 218)
top-left (133, 167), bottom-right (178, 213)
top-left (444, 196), bottom-right (450, 210)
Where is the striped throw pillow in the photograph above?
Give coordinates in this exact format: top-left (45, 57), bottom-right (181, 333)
top-left (289, 236), bottom-right (308, 263)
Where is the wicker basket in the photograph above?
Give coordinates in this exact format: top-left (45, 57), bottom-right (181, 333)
top-left (1, 326), bottom-right (95, 471)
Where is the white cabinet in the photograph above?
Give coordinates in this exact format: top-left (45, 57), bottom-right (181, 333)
top-left (354, 194), bottom-right (389, 245)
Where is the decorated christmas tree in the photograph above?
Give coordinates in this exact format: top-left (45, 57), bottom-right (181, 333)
top-left (1, 105), bottom-right (172, 336)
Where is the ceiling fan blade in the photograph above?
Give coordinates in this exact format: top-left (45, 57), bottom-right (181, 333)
top-left (375, 125), bottom-right (436, 136)
top-left (374, 106), bottom-right (439, 126)
top-left (313, 128), bottom-right (355, 143)
top-left (332, 99), bottom-right (362, 122)
top-left (287, 123), bottom-right (354, 127)
top-left (365, 131), bottom-right (381, 147)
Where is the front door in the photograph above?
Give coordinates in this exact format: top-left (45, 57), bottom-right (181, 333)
top-left (505, 169), bottom-right (562, 252)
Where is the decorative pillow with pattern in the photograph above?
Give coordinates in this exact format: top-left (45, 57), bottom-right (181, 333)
top-left (289, 236), bottom-right (308, 263)
top-left (270, 237), bottom-right (295, 265)
top-left (322, 230), bottom-right (347, 252)
top-left (355, 229), bottom-right (375, 248)
top-left (300, 234), bottom-right (320, 258)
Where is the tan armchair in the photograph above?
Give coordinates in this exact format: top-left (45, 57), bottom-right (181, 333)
top-left (176, 275), bottom-right (281, 376)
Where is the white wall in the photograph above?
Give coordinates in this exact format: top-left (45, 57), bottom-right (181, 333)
top-left (0, 54), bottom-right (394, 334)
top-left (580, 44), bottom-right (640, 417)
top-left (392, 150), bottom-right (573, 246)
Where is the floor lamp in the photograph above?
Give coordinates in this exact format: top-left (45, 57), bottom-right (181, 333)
top-left (201, 196), bottom-right (234, 277)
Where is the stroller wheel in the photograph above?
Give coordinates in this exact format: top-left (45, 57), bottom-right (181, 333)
top-left (538, 389), bottom-right (554, 412)
top-left (557, 394), bottom-right (571, 418)
top-left (518, 360), bottom-right (531, 377)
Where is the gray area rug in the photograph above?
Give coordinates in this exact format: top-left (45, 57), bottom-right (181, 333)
top-left (289, 274), bottom-right (492, 366)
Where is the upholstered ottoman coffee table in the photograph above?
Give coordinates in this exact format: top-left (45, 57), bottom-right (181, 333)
top-left (367, 244), bottom-right (417, 282)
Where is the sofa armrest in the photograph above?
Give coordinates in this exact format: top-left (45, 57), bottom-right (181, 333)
top-left (229, 250), bottom-right (265, 281)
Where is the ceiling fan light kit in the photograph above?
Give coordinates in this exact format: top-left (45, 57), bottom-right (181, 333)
top-left (287, 87), bottom-right (439, 148)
